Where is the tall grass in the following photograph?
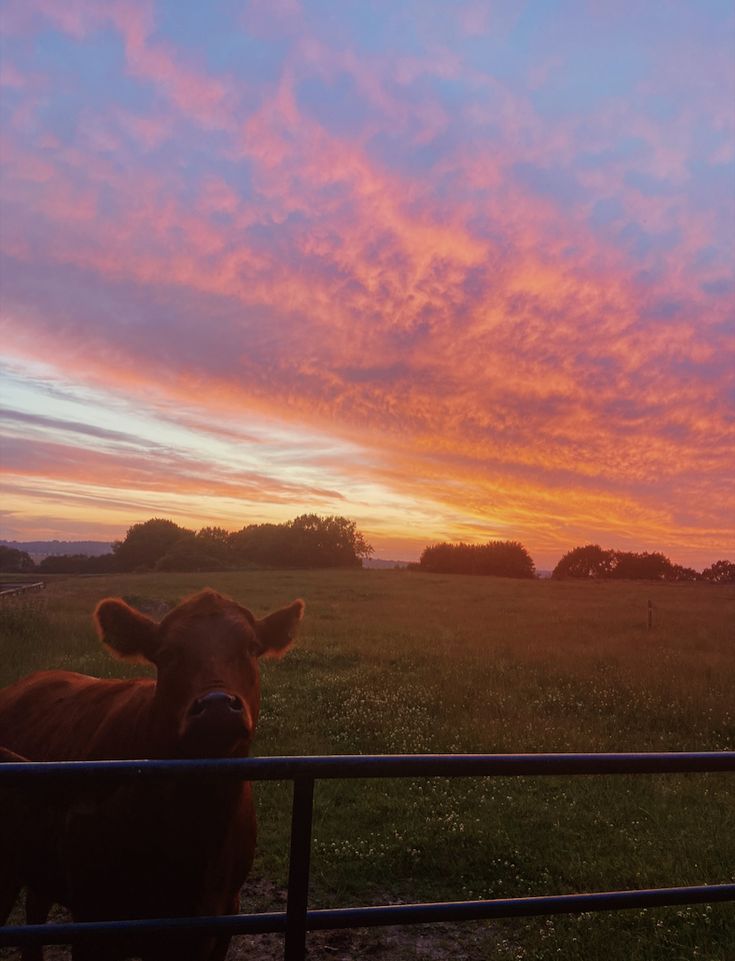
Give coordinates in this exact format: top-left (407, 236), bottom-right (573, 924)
top-left (1, 570), bottom-right (733, 960)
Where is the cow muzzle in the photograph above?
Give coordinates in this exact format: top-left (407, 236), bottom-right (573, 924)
top-left (181, 690), bottom-right (251, 752)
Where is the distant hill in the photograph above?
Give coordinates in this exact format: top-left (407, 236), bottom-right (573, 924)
top-left (363, 557), bottom-right (410, 569)
top-left (0, 540), bottom-right (113, 561)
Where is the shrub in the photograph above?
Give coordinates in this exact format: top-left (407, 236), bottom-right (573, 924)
top-left (418, 540), bottom-right (535, 578)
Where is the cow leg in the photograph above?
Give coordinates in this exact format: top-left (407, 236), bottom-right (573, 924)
top-left (207, 937), bottom-right (232, 961)
top-left (25, 887), bottom-right (52, 926)
top-left (0, 876), bottom-right (21, 924)
top-left (134, 936), bottom-right (214, 961)
top-left (209, 932), bottom-right (234, 961)
top-left (0, 882), bottom-right (27, 961)
top-left (70, 930), bottom-right (125, 961)
top-left (208, 892), bottom-right (240, 961)
top-left (137, 903), bottom-right (238, 961)
top-left (20, 936), bottom-right (45, 961)
top-left (207, 926), bottom-right (234, 961)
top-left (71, 942), bottom-right (111, 961)
top-left (0, 886), bottom-right (45, 961)
top-left (18, 887), bottom-right (53, 961)
top-left (0, 755), bottom-right (25, 926)
top-left (20, 945), bottom-right (45, 961)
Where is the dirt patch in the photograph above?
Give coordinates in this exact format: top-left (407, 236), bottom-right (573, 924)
top-left (231, 878), bottom-right (511, 961)
top-left (1, 880), bottom-right (515, 961)
top-left (228, 924), bottom-right (501, 961)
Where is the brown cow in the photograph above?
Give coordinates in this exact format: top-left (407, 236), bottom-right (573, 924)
top-left (0, 589), bottom-right (304, 961)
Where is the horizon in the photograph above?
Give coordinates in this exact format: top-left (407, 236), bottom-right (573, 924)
top-left (1, 2), bottom-right (733, 570)
top-left (0, 522), bottom-right (726, 572)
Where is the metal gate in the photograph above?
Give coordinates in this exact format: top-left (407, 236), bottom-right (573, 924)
top-left (1, 751), bottom-right (734, 959)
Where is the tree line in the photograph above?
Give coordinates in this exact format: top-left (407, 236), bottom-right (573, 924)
top-left (550, 544), bottom-right (734, 583)
top-left (0, 515), bottom-right (373, 574)
top-left (413, 541), bottom-right (733, 582)
top-left (1, 525), bottom-right (732, 583)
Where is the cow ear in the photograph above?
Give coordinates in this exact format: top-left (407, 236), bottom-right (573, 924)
top-left (254, 599), bottom-right (304, 659)
top-left (94, 599), bottom-right (159, 664)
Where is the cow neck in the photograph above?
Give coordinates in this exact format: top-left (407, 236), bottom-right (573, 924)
top-left (142, 681), bottom-right (182, 759)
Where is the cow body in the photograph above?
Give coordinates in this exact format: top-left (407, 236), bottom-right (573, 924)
top-left (0, 673), bottom-right (156, 761)
top-left (0, 589), bottom-right (304, 961)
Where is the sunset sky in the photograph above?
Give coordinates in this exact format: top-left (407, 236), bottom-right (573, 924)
top-left (1, 1), bottom-right (733, 568)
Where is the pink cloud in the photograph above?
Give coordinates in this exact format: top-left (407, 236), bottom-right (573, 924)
top-left (3, 0), bottom-right (235, 130)
top-left (109, 2), bottom-right (233, 129)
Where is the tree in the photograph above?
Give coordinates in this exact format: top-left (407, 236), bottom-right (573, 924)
top-left (37, 553), bottom-right (119, 574)
top-left (418, 540), bottom-right (535, 578)
top-left (155, 543), bottom-right (227, 572)
top-left (38, 554), bottom-right (91, 574)
top-left (665, 564), bottom-right (701, 582)
top-left (0, 546), bottom-right (35, 573)
top-left (552, 545), bottom-right (614, 579)
top-left (610, 551), bottom-right (673, 580)
top-left (229, 523), bottom-right (290, 567)
top-left (702, 560), bottom-right (735, 584)
top-left (112, 519), bottom-right (193, 571)
top-left (285, 514), bottom-right (373, 567)
top-left (229, 515), bottom-right (373, 568)
top-left (86, 553), bottom-right (119, 574)
top-left (148, 525), bottom-right (235, 573)
top-left (195, 527), bottom-right (233, 561)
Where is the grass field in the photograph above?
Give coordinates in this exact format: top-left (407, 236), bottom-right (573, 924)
top-left (1, 570), bottom-right (733, 960)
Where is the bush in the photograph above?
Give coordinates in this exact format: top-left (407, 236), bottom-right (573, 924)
top-left (418, 540), bottom-right (535, 578)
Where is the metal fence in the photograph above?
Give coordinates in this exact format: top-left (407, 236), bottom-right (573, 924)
top-left (0, 581), bottom-right (44, 598)
top-left (1, 752), bottom-right (734, 960)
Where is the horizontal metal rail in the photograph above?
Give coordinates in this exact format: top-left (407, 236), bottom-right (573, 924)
top-left (1, 750), bottom-right (734, 782)
top-left (3, 885), bottom-right (734, 948)
top-left (0, 581), bottom-right (44, 598)
top-left (1, 752), bottom-right (733, 959)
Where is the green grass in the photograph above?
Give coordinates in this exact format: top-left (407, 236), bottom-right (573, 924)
top-left (1, 570), bottom-right (733, 959)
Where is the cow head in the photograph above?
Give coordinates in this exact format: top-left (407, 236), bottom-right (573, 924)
top-left (94, 590), bottom-right (303, 757)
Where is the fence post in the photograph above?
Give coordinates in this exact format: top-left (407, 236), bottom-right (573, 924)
top-left (284, 776), bottom-right (315, 961)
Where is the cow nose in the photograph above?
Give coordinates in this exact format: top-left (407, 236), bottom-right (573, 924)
top-left (189, 691), bottom-right (244, 717)
top-left (183, 690), bottom-right (250, 752)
